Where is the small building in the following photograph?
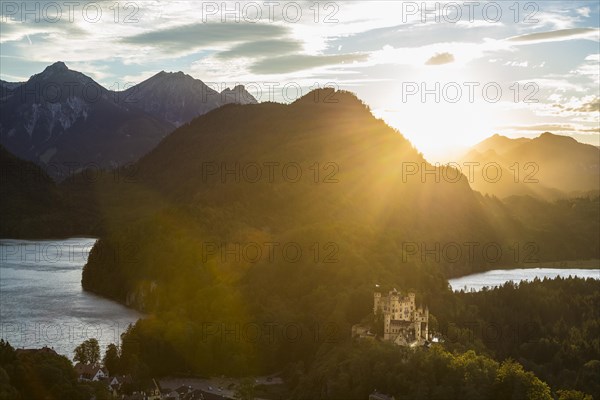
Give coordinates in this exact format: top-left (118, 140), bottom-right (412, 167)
top-left (109, 374), bottom-right (132, 395)
top-left (351, 323), bottom-right (376, 340)
top-left (73, 363), bottom-right (108, 381)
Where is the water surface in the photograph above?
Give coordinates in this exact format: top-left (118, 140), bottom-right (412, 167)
top-left (0, 238), bottom-right (141, 358)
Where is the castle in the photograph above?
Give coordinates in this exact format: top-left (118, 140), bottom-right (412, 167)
top-left (374, 289), bottom-right (429, 346)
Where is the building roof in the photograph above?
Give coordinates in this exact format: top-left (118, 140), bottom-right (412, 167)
top-left (74, 363), bottom-right (106, 378)
top-left (15, 347), bottom-right (58, 356)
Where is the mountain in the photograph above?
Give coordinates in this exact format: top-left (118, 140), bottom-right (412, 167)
top-left (78, 88), bottom-right (598, 309)
top-left (0, 145), bottom-right (60, 232)
top-left (78, 89), bottom-right (482, 296)
top-left (0, 62), bottom-right (257, 180)
top-left (0, 80), bottom-right (23, 91)
top-left (461, 133), bottom-right (600, 199)
top-left (0, 62), bottom-right (172, 180)
top-left (220, 84), bottom-right (258, 106)
top-left (472, 133), bottom-right (530, 154)
top-left (74, 89), bottom-right (598, 376)
top-left (0, 145), bottom-right (97, 237)
top-left (123, 71), bottom-right (257, 127)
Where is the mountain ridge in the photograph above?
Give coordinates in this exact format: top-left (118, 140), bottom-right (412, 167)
top-left (462, 131), bottom-right (600, 199)
top-left (0, 62), bottom-right (257, 180)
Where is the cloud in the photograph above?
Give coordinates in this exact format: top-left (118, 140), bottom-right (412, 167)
top-left (574, 99), bottom-right (600, 113)
top-left (585, 54), bottom-right (600, 62)
top-left (123, 23), bottom-right (289, 54)
top-left (522, 78), bottom-right (586, 92)
top-left (250, 53), bottom-right (368, 74)
top-left (576, 7), bottom-right (591, 18)
top-left (534, 8), bottom-right (586, 30)
top-left (503, 60), bottom-right (529, 68)
top-left (216, 39), bottom-right (302, 60)
top-left (425, 52), bottom-right (455, 65)
top-left (570, 56), bottom-right (600, 85)
top-left (507, 28), bottom-right (599, 44)
top-left (0, 18), bottom-right (87, 43)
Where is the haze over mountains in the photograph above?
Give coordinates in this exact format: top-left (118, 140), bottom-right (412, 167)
top-left (0, 62), bottom-right (256, 179)
top-left (461, 133), bottom-right (600, 200)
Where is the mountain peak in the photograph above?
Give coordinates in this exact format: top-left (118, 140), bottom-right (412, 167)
top-left (293, 89), bottom-right (369, 110)
top-left (157, 70), bottom-right (188, 78)
top-left (220, 85), bottom-right (258, 105)
top-left (27, 61), bottom-right (98, 91)
top-left (221, 84), bottom-right (247, 92)
top-left (146, 71), bottom-right (201, 88)
top-left (537, 132), bottom-right (577, 143)
top-left (44, 61), bottom-right (69, 73)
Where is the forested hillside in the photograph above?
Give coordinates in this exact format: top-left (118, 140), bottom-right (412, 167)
top-left (69, 90), bottom-right (599, 384)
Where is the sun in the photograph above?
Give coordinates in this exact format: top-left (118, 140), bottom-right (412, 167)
top-left (375, 83), bottom-right (504, 163)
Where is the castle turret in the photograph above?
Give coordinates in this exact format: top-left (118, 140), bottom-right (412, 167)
top-left (383, 313), bottom-right (392, 341)
top-left (425, 306), bottom-right (429, 341)
top-left (374, 292), bottom-right (382, 314)
top-left (408, 291), bottom-right (416, 306)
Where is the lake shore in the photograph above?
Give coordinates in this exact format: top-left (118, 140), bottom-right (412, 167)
top-left (448, 266), bottom-right (600, 292)
top-left (506, 258), bottom-right (600, 269)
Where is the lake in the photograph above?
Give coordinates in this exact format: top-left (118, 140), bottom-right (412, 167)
top-left (449, 267), bottom-right (600, 292)
top-left (0, 238), bottom-right (142, 359)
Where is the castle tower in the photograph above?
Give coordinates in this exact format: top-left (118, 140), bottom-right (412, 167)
top-left (425, 306), bottom-right (429, 341)
top-left (390, 289), bottom-right (400, 320)
top-left (408, 291), bottom-right (416, 307)
top-left (374, 292), bottom-right (382, 315)
top-left (383, 313), bottom-right (392, 341)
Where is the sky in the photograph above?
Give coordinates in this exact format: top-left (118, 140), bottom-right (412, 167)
top-left (1, 0), bottom-right (599, 161)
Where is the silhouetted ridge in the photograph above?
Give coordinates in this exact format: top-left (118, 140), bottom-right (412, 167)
top-left (537, 131), bottom-right (577, 143)
top-left (293, 88), bottom-right (369, 108)
top-left (43, 61), bottom-right (69, 72)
